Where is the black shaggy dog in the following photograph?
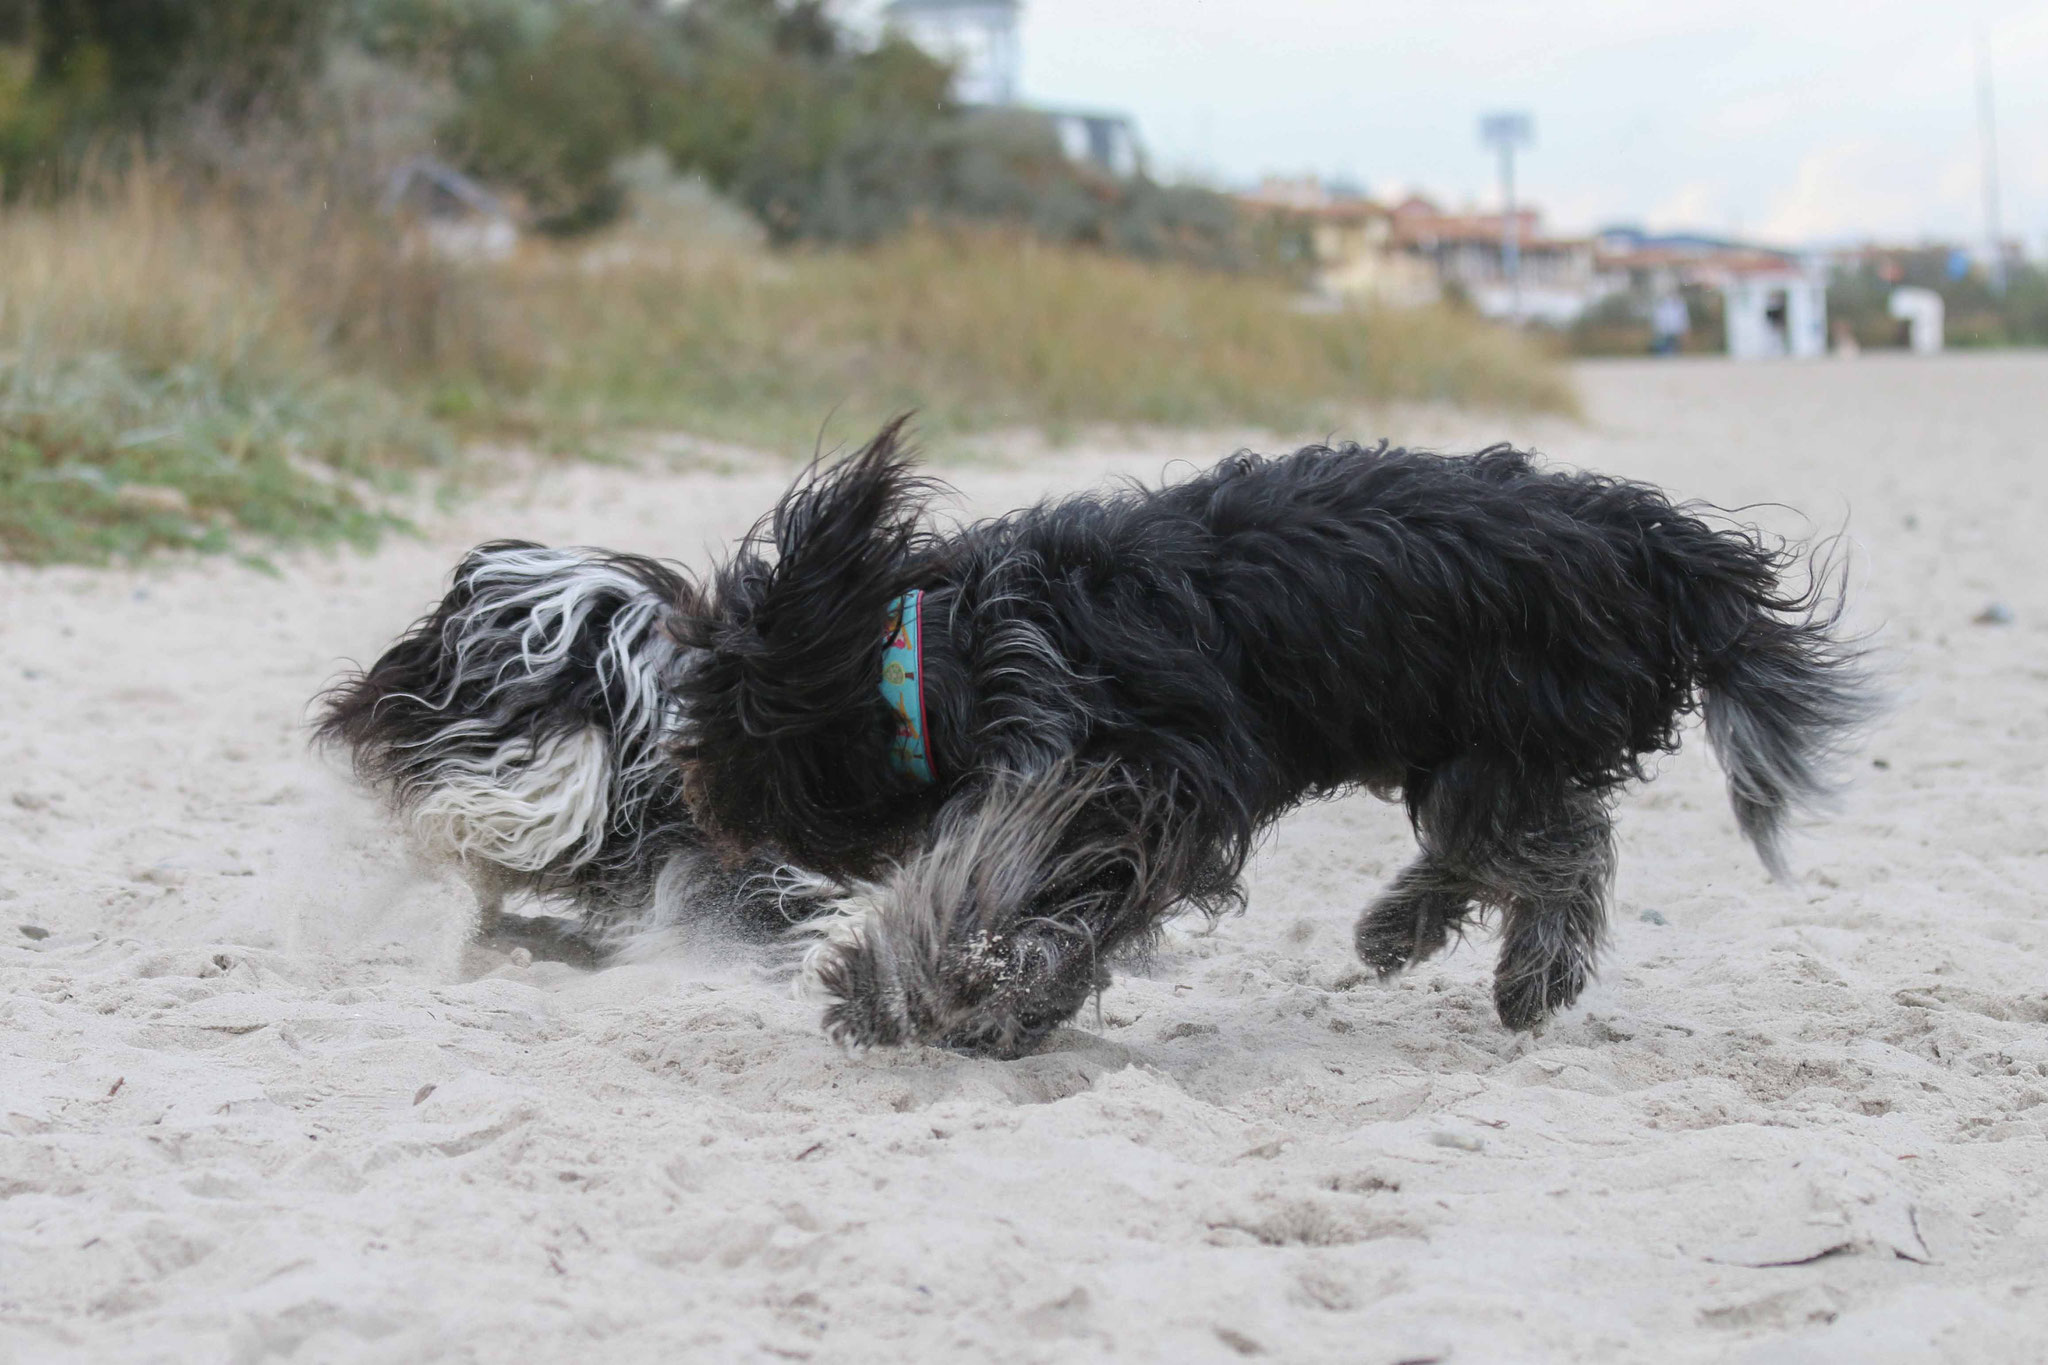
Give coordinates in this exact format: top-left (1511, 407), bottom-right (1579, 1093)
top-left (679, 419), bottom-right (1874, 1056)
top-left (317, 542), bottom-right (825, 960)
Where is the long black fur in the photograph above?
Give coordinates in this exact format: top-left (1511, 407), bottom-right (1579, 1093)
top-left (681, 415), bottom-right (944, 878)
top-left (679, 425), bottom-right (1877, 1056)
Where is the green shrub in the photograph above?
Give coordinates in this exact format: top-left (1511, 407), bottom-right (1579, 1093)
top-left (0, 0), bottom-right (333, 190)
top-left (438, 6), bottom-right (682, 232)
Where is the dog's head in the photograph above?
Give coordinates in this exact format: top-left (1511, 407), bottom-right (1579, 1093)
top-left (675, 417), bottom-right (941, 879)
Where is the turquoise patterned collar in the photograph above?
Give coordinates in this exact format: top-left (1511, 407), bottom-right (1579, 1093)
top-left (881, 591), bottom-right (935, 784)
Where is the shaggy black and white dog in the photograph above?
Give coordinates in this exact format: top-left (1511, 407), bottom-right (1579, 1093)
top-left (317, 542), bottom-right (824, 961)
top-left (676, 420), bottom-right (1874, 1055)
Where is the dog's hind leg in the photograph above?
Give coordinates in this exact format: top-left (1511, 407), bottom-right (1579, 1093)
top-left (1356, 759), bottom-right (1614, 1029)
top-left (464, 861), bottom-right (518, 938)
top-left (1485, 789), bottom-right (1615, 1032)
top-left (1354, 759), bottom-right (1493, 977)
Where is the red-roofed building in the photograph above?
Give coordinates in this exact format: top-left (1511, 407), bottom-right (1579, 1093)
top-left (1238, 179), bottom-right (1439, 308)
top-left (1239, 183), bottom-right (1608, 322)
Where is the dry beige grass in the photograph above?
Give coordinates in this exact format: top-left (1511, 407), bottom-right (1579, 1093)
top-left (1, 173), bottom-right (1572, 562)
top-left (502, 228), bottom-right (1578, 447)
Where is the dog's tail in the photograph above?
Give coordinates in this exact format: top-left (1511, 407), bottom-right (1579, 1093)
top-left (1698, 545), bottom-right (1879, 881)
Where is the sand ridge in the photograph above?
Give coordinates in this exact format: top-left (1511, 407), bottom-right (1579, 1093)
top-left (3, 356), bottom-right (2046, 1362)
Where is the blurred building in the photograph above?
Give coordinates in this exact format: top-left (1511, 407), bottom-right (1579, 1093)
top-left (1388, 196), bottom-right (1603, 323)
top-left (1238, 182), bottom-right (1604, 320)
top-left (1594, 227), bottom-right (1808, 288)
top-left (381, 158), bottom-right (517, 261)
top-left (1238, 179), bottom-right (1438, 306)
top-left (1243, 189), bottom-right (1847, 357)
top-left (1047, 109), bottom-right (1143, 179)
top-left (882, 0), bottom-right (1142, 177)
top-left (883, 0), bottom-right (1021, 106)
top-left (1888, 287), bottom-right (1945, 354)
top-left (1596, 228), bottom-right (1828, 359)
top-left (1721, 268), bottom-right (1828, 359)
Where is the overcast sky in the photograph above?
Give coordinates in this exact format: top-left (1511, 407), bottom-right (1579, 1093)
top-left (858, 0), bottom-right (2048, 249)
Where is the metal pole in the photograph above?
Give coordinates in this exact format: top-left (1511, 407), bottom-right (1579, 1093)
top-left (1500, 142), bottom-right (1521, 321)
top-left (1481, 113), bottom-right (1532, 323)
top-left (1977, 29), bottom-right (2006, 294)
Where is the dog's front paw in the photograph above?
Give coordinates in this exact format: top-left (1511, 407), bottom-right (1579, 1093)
top-left (803, 911), bottom-right (1098, 1057)
top-left (796, 897), bottom-right (914, 1048)
top-left (931, 933), bottom-right (1095, 1057)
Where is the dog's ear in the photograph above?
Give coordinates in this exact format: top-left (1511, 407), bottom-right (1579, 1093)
top-left (681, 416), bottom-right (937, 873)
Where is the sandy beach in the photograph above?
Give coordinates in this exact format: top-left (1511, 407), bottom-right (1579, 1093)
top-left (4, 354), bottom-right (2046, 1363)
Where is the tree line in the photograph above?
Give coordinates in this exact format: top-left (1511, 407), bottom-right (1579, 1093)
top-left (0, 0), bottom-right (1258, 265)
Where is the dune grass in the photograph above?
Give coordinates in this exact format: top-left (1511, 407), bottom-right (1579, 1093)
top-left (0, 177), bottom-right (1574, 564)
top-left (0, 179), bottom-right (451, 563)
top-left (498, 230), bottom-right (1576, 450)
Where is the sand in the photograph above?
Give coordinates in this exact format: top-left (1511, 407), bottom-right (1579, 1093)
top-left (3, 355), bottom-right (2046, 1364)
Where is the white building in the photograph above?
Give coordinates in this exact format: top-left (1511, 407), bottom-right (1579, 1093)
top-left (1721, 268), bottom-right (1828, 360)
top-left (1888, 287), bottom-right (1945, 354)
top-left (882, 0), bottom-right (1144, 177)
top-left (882, 0), bottom-right (1021, 105)
top-left (1388, 198), bottom-right (1609, 323)
top-left (1048, 109), bottom-right (1143, 178)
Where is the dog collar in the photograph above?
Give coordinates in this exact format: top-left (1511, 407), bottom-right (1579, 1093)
top-left (881, 591), bottom-right (935, 784)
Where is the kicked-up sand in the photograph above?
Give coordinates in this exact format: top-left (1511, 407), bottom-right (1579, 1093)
top-left (3, 354), bottom-right (2046, 1363)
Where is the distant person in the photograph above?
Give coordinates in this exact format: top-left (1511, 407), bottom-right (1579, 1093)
top-left (1651, 293), bottom-right (1690, 355)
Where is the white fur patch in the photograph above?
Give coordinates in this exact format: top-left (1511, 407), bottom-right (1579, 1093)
top-left (446, 546), bottom-right (688, 779)
top-left (409, 726), bottom-right (613, 872)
